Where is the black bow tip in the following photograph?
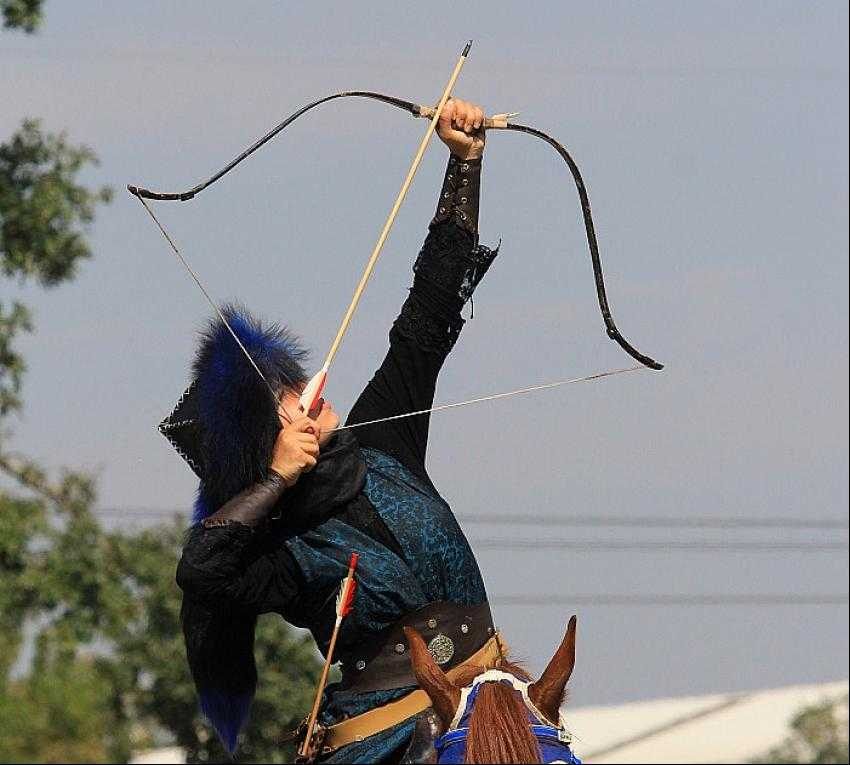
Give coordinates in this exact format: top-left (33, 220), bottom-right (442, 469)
top-left (606, 327), bottom-right (664, 371)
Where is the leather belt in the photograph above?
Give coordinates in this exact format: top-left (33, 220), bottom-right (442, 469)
top-left (339, 601), bottom-right (494, 693)
top-left (323, 631), bottom-right (505, 754)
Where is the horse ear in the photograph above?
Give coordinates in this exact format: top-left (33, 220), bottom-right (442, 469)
top-left (528, 615), bottom-right (577, 724)
top-left (403, 626), bottom-right (461, 729)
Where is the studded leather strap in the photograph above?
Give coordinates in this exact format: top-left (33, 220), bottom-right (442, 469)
top-left (339, 601), bottom-right (494, 693)
top-left (322, 631), bottom-right (505, 754)
top-left (432, 155), bottom-right (482, 235)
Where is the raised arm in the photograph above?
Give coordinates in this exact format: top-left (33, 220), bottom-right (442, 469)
top-left (346, 99), bottom-right (499, 485)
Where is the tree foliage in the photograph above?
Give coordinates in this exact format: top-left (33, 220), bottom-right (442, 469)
top-left (0, 459), bottom-right (133, 762)
top-left (0, 119), bottom-right (113, 288)
top-left (0, 6), bottom-right (321, 762)
top-left (0, 301), bottom-right (31, 415)
top-left (0, 498), bottom-right (323, 762)
top-left (0, 119), bottom-right (111, 415)
top-left (752, 696), bottom-right (849, 764)
top-left (1, 0), bottom-right (44, 32)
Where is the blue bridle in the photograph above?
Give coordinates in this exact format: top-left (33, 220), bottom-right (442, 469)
top-left (432, 670), bottom-right (581, 764)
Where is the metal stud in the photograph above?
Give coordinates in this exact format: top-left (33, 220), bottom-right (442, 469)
top-left (459, 212), bottom-right (467, 220)
top-left (394, 643), bottom-right (406, 654)
top-left (461, 623), bottom-right (469, 634)
top-left (487, 626), bottom-right (494, 635)
top-left (461, 178), bottom-right (469, 186)
top-left (439, 207), bottom-right (446, 214)
top-left (460, 197), bottom-right (467, 204)
top-left (427, 618), bottom-right (438, 629)
top-left (461, 163), bottom-right (469, 172)
top-left (443, 191), bottom-right (451, 199)
top-left (428, 634), bottom-right (455, 665)
top-left (356, 660), bottom-right (366, 671)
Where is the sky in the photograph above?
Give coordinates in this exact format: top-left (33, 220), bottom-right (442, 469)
top-left (2, 1), bottom-right (847, 710)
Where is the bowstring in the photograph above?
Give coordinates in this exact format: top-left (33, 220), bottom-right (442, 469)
top-left (132, 192), bottom-right (280, 402)
top-left (334, 365), bottom-right (646, 431)
top-left (134, 191), bottom-right (650, 427)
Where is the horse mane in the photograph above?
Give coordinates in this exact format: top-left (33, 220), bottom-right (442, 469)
top-left (453, 659), bottom-right (542, 765)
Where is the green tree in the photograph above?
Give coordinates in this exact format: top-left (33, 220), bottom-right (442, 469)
top-left (0, 6), bottom-right (322, 762)
top-left (0, 654), bottom-right (132, 763)
top-left (752, 696), bottom-right (849, 764)
top-left (0, 459), bottom-right (135, 762)
top-left (0, 5), bottom-right (128, 757)
top-left (0, 120), bottom-right (112, 413)
top-left (0, 89), bottom-right (118, 761)
top-left (1, 0), bottom-right (44, 32)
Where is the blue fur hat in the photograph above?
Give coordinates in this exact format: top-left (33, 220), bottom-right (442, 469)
top-left (161, 305), bottom-right (308, 753)
top-left (160, 304), bottom-right (309, 521)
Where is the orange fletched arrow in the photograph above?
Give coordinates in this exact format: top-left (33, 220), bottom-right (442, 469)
top-left (336, 552), bottom-right (359, 621)
top-left (298, 551), bottom-right (360, 761)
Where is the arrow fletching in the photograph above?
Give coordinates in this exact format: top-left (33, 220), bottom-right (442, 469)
top-left (335, 552), bottom-right (359, 621)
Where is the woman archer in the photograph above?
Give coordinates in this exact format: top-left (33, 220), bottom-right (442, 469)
top-left (167, 98), bottom-right (504, 762)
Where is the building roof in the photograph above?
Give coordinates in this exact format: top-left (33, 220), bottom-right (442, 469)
top-left (567, 680), bottom-right (848, 764)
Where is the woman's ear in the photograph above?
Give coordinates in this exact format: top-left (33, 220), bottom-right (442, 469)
top-left (528, 615), bottom-right (577, 724)
top-left (404, 626), bottom-right (461, 729)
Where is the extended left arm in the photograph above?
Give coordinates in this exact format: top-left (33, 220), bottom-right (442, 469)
top-left (346, 151), bottom-right (498, 484)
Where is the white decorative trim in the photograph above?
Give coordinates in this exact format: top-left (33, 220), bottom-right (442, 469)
top-left (447, 669), bottom-right (568, 732)
top-left (159, 382), bottom-right (203, 477)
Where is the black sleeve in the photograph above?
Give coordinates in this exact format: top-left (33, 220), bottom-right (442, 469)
top-left (346, 155), bottom-right (498, 484)
top-left (175, 475), bottom-right (304, 615)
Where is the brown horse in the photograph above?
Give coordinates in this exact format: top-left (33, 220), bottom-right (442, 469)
top-left (402, 616), bottom-right (579, 764)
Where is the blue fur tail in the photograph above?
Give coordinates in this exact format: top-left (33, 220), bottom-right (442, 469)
top-left (200, 688), bottom-right (253, 754)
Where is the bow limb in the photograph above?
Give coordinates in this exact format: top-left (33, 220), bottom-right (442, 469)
top-left (127, 90), bottom-right (663, 371)
top-left (127, 90), bottom-right (514, 202)
top-left (127, 91), bottom-right (423, 201)
top-left (499, 122), bottom-right (664, 371)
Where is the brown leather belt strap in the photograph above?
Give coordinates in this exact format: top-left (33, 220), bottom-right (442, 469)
top-left (323, 632), bottom-right (505, 753)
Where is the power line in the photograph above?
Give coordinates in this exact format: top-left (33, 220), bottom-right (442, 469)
top-left (95, 508), bottom-right (187, 517)
top-left (473, 540), bottom-right (848, 552)
top-left (458, 513), bottom-right (849, 530)
top-left (92, 511), bottom-right (848, 551)
top-left (94, 507), bottom-right (849, 530)
top-left (492, 594), bottom-right (849, 606)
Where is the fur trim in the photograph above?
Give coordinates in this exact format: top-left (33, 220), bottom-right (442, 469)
top-left (181, 596), bottom-right (258, 754)
top-left (200, 689), bottom-right (253, 755)
top-left (193, 304), bottom-right (308, 515)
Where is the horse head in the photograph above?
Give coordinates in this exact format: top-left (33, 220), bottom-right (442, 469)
top-left (402, 616), bottom-right (579, 764)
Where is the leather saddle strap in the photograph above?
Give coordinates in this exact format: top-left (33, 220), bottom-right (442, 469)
top-left (341, 601), bottom-right (494, 693)
top-left (323, 632), bottom-right (505, 753)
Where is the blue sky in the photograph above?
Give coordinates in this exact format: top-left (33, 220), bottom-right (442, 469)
top-left (2, 1), bottom-right (847, 707)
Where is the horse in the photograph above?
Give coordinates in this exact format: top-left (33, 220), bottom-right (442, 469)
top-left (400, 616), bottom-right (580, 764)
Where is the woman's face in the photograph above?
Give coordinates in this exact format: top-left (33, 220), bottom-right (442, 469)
top-left (278, 387), bottom-right (340, 447)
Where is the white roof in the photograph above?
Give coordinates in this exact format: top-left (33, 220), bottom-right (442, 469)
top-left (567, 680), bottom-right (848, 764)
top-left (129, 747), bottom-right (186, 764)
top-left (128, 681), bottom-right (847, 764)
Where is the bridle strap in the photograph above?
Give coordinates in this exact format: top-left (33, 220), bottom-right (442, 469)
top-left (446, 670), bottom-right (559, 731)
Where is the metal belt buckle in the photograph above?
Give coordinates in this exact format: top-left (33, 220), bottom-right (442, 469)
top-left (292, 719), bottom-right (328, 764)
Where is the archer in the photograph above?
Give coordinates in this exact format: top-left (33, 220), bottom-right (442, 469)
top-left (169, 98), bottom-right (506, 762)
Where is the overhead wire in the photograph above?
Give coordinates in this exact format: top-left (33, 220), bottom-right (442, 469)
top-left (492, 594), bottom-right (849, 606)
top-left (92, 507), bottom-right (849, 530)
top-left (474, 540), bottom-right (848, 552)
